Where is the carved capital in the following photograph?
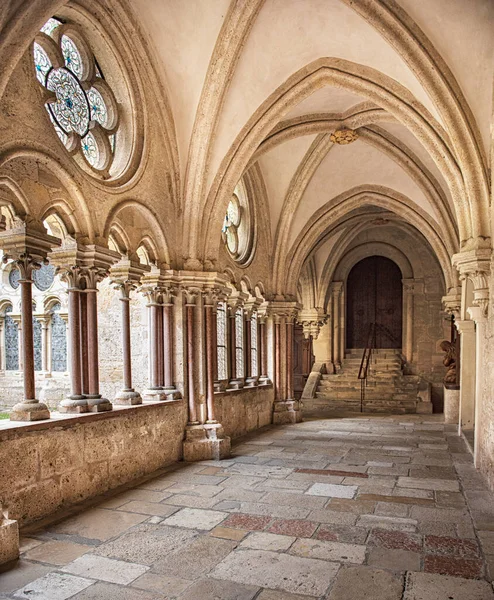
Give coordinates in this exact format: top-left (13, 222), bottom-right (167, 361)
top-left (4, 253), bottom-right (45, 281)
top-left (452, 249), bottom-right (491, 317)
top-left (113, 280), bottom-right (137, 300)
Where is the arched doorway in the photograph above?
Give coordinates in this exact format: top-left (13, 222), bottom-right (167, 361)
top-left (346, 256), bottom-right (403, 349)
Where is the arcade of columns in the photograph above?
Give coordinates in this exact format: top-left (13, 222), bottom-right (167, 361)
top-left (0, 222), bottom-right (323, 461)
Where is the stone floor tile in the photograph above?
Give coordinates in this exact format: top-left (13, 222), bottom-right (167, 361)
top-left (162, 507), bottom-right (228, 530)
top-left (255, 589), bottom-right (315, 600)
top-left (397, 477), bottom-right (459, 492)
top-left (410, 506), bottom-right (470, 523)
top-left (222, 514), bottom-right (271, 530)
top-left (375, 501), bottom-right (410, 517)
top-left (367, 547), bottom-right (421, 571)
top-left (434, 491), bottom-right (466, 508)
top-left (288, 472), bottom-right (345, 484)
top-left (0, 562), bottom-right (53, 594)
top-left (210, 548), bottom-right (338, 596)
top-left (255, 479), bottom-right (311, 492)
top-left (326, 497), bottom-right (376, 514)
top-left (178, 578), bottom-right (259, 600)
top-left (417, 521), bottom-right (457, 537)
top-left (308, 509), bottom-right (357, 525)
top-left (267, 519), bottom-right (317, 538)
top-left (19, 538), bottom-right (45, 553)
top-left (116, 500), bottom-right (180, 517)
top-left (465, 491), bottom-right (494, 516)
top-left (327, 565), bottom-right (404, 600)
top-left (162, 483), bottom-right (224, 497)
top-left (393, 487), bottom-right (434, 499)
top-left (260, 491), bottom-right (326, 510)
top-left (70, 581), bottom-right (166, 599)
top-left (94, 524), bottom-right (197, 564)
top-left (213, 488), bottom-right (265, 503)
top-left (314, 524), bottom-right (368, 544)
top-left (240, 532), bottom-right (295, 551)
top-left (97, 488), bottom-right (171, 509)
top-left (49, 508), bottom-right (148, 541)
top-left (214, 500), bottom-right (242, 511)
top-left (210, 526), bottom-right (249, 541)
top-left (424, 554), bottom-right (484, 579)
top-left (424, 535), bottom-right (480, 557)
top-left (131, 572), bottom-right (192, 596)
top-left (368, 528), bottom-right (422, 552)
top-left (199, 466), bottom-right (225, 474)
top-left (224, 464), bottom-right (293, 478)
top-left (221, 475), bottom-right (267, 489)
top-left (233, 502), bottom-right (310, 520)
top-left (478, 531), bottom-right (494, 554)
top-left (162, 494), bottom-right (220, 509)
top-left (306, 483), bottom-right (357, 498)
top-left (290, 538), bottom-right (366, 564)
top-left (404, 572), bottom-right (494, 600)
top-left (367, 461), bottom-right (394, 467)
top-left (62, 554), bottom-right (148, 584)
top-left (13, 572), bottom-right (94, 600)
top-left (360, 492), bottom-right (434, 506)
top-left (357, 514), bottom-right (418, 532)
top-left (23, 540), bottom-right (92, 566)
top-left (152, 536), bottom-right (237, 579)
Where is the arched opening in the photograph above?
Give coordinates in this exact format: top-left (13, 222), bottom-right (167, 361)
top-left (346, 256), bottom-right (403, 349)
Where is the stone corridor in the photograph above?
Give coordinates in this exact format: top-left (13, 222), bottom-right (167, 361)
top-left (2, 414), bottom-right (494, 600)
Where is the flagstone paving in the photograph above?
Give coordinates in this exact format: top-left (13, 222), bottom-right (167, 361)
top-left (2, 414), bottom-right (494, 599)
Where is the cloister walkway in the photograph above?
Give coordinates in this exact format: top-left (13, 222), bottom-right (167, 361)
top-left (1, 414), bottom-right (494, 600)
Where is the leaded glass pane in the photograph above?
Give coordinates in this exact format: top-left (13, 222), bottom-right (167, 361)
top-left (227, 197), bottom-right (241, 226)
top-left (9, 268), bottom-right (20, 290)
top-left (5, 307), bottom-right (18, 371)
top-left (226, 227), bottom-right (237, 254)
top-left (251, 312), bottom-right (258, 377)
top-left (33, 42), bottom-right (52, 85)
top-left (235, 308), bottom-right (244, 378)
top-left (81, 131), bottom-right (101, 168)
top-left (33, 263), bottom-right (55, 291)
top-left (87, 87), bottom-right (109, 128)
top-left (45, 105), bottom-right (69, 146)
top-left (41, 18), bottom-right (62, 37)
top-left (33, 318), bottom-right (42, 371)
top-left (216, 302), bottom-right (227, 380)
top-left (61, 34), bottom-right (83, 79)
top-left (51, 303), bottom-right (67, 372)
top-left (47, 68), bottom-right (90, 136)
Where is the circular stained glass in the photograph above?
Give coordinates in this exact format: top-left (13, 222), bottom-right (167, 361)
top-left (47, 68), bottom-right (90, 136)
top-left (81, 131), bottom-right (101, 168)
top-left (9, 268), bottom-right (20, 289)
top-left (41, 18), bottom-right (62, 38)
top-left (33, 264), bottom-right (56, 291)
top-left (61, 34), bottom-right (83, 79)
top-left (33, 42), bottom-right (52, 85)
top-left (87, 87), bottom-right (109, 128)
top-left (227, 196), bottom-right (241, 226)
top-left (226, 227), bottom-right (238, 254)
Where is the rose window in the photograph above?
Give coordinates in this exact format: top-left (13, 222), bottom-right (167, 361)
top-left (222, 194), bottom-right (242, 257)
top-left (33, 17), bottom-right (118, 172)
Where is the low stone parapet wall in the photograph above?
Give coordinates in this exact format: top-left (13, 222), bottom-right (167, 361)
top-left (214, 384), bottom-right (274, 439)
top-left (0, 400), bottom-right (187, 526)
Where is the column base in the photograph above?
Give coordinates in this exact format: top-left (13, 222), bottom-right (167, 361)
top-left (59, 396), bottom-right (88, 414)
top-left (214, 380), bottom-right (228, 393)
top-left (183, 423), bottom-right (231, 461)
top-left (86, 395), bottom-right (113, 412)
top-left (143, 387), bottom-right (182, 402)
top-left (444, 385), bottom-right (460, 424)
top-left (0, 515), bottom-right (19, 566)
top-left (245, 377), bottom-right (259, 387)
top-left (258, 376), bottom-right (272, 385)
top-left (114, 390), bottom-right (142, 406)
top-left (272, 399), bottom-right (302, 425)
top-left (228, 379), bottom-right (244, 390)
top-left (10, 399), bottom-right (50, 421)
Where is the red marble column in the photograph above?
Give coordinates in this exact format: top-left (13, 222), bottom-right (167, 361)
top-left (157, 302), bottom-right (164, 387)
top-left (68, 288), bottom-right (83, 399)
top-left (79, 291), bottom-right (89, 396)
top-left (204, 300), bottom-right (216, 423)
top-left (259, 316), bottom-right (268, 380)
top-left (228, 306), bottom-right (237, 381)
top-left (286, 317), bottom-right (294, 400)
top-left (19, 278), bottom-right (35, 401)
top-left (149, 301), bottom-right (161, 389)
top-left (121, 294), bottom-right (133, 391)
top-left (163, 302), bottom-right (174, 389)
top-left (274, 316), bottom-right (281, 401)
top-left (245, 312), bottom-right (252, 380)
top-left (186, 297), bottom-right (199, 424)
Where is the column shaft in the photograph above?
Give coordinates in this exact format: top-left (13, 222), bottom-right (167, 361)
top-left (229, 311), bottom-right (237, 380)
top-left (286, 319), bottom-right (294, 400)
top-left (275, 320), bottom-right (281, 400)
top-left (245, 316), bottom-right (252, 379)
top-left (20, 280), bottom-right (35, 400)
top-left (157, 304), bottom-right (164, 387)
top-left (260, 320), bottom-right (267, 378)
top-left (68, 289), bottom-right (83, 398)
top-left (121, 298), bottom-right (132, 390)
top-left (86, 290), bottom-right (100, 397)
top-left (149, 303), bottom-right (160, 389)
top-left (80, 292), bottom-right (89, 395)
top-left (163, 304), bottom-right (173, 389)
top-left (187, 303), bottom-right (198, 424)
top-left (205, 303), bottom-right (216, 423)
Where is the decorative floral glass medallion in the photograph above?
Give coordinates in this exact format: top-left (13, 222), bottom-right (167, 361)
top-left (33, 17), bottom-right (118, 172)
top-left (8, 268), bottom-right (20, 290)
top-left (33, 264), bottom-right (56, 292)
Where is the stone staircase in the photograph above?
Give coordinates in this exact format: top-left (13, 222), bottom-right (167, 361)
top-left (304, 349), bottom-right (424, 415)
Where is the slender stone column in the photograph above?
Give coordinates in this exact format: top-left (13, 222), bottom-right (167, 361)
top-left (227, 298), bottom-right (245, 389)
top-left (245, 310), bottom-right (252, 381)
top-left (141, 288), bottom-right (166, 401)
top-left (79, 291), bottom-right (89, 396)
top-left (259, 314), bottom-right (270, 383)
top-left (160, 285), bottom-right (181, 400)
top-left (9, 256), bottom-right (50, 421)
top-left (185, 291), bottom-right (199, 425)
top-left (467, 306), bottom-right (486, 465)
top-left (286, 315), bottom-right (294, 400)
top-left (455, 319), bottom-right (476, 434)
top-left (85, 271), bottom-right (111, 412)
top-left (204, 291), bottom-right (217, 423)
top-left (0, 318), bottom-right (5, 373)
top-left (274, 314), bottom-right (282, 401)
top-left (402, 279), bottom-right (415, 363)
top-left (14, 317), bottom-right (22, 371)
top-left (63, 286), bottom-right (85, 408)
top-left (331, 282), bottom-right (343, 367)
top-left (113, 281), bottom-right (141, 405)
top-left (39, 317), bottom-right (50, 376)
top-left (157, 303), bottom-right (164, 387)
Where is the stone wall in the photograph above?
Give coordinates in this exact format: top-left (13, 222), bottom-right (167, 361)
top-left (0, 400), bottom-right (187, 526)
top-left (214, 385), bottom-right (274, 439)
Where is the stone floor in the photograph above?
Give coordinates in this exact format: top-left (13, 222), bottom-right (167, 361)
top-left (2, 414), bottom-right (494, 599)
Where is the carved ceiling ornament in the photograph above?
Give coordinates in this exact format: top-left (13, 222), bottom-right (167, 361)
top-left (329, 128), bottom-right (359, 145)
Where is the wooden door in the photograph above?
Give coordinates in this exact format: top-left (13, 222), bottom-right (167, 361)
top-left (346, 256), bottom-right (402, 349)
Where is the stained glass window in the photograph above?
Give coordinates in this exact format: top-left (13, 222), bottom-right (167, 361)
top-left (33, 18), bottom-right (118, 171)
top-left (235, 308), bottom-right (244, 379)
top-left (33, 318), bottom-right (42, 371)
top-left (8, 268), bottom-right (20, 290)
top-left (51, 303), bottom-right (67, 372)
top-left (251, 312), bottom-right (258, 377)
top-left (33, 263), bottom-right (56, 291)
top-left (216, 302), bottom-right (228, 380)
top-left (5, 306), bottom-right (19, 371)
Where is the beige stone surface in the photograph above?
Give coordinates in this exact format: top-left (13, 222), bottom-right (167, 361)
top-left (328, 566), bottom-right (404, 600)
top-left (23, 541), bottom-right (92, 566)
top-left (50, 508), bottom-right (148, 541)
